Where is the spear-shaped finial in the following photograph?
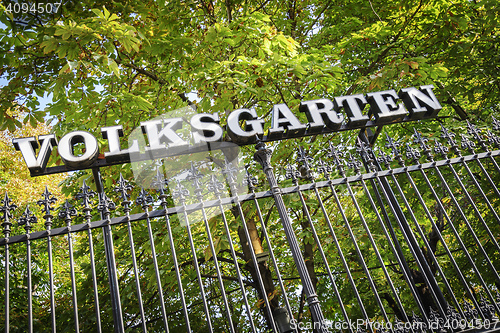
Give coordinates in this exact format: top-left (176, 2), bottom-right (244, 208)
top-left (1, 193), bottom-right (17, 237)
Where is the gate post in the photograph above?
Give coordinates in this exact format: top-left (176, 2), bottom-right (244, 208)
top-left (254, 141), bottom-right (328, 332)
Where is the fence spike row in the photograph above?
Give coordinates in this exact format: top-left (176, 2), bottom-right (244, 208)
top-left (97, 192), bottom-right (116, 215)
top-left (405, 143), bottom-right (421, 164)
top-left (433, 140), bottom-right (449, 159)
top-left (19, 205), bottom-right (37, 232)
top-left (207, 174), bottom-right (225, 198)
top-left (317, 158), bottom-right (332, 179)
top-left (413, 129), bottom-right (434, 161)
top-left (296, 146), bottom-right (313, 181)
top-left (486, 130), bottom-right (500, 149)
top-left (285, 164), bottom-right (300, 184)
top-left (440, 125), bottom-right (461, 156)
top-left (460, 134), bottom-right (476, 154)
top-left (136, 187), bottom-right (154, 208)
top-left (115, 173), bottom-right (134, 201)
top-left (347, 152), bottom-right (361, 175)
top-left (376, 149), bottom-right (392, 169)
top-left (243, 165), bottom-right (258, 192)
top-left (326, 142), bottom-right (346, 177)
top-left (493, 116), bottom-right (500, 132)
top-left (1, 193), bottom-right (17, 236)
top-left (37, 187), bottom-right (57, 226)
top-left (356, 141), bottom-right (377, 172)
top-left (466, 120), bottom-right (488, 151)
top-left (58, 200), bottom-right (77, 224)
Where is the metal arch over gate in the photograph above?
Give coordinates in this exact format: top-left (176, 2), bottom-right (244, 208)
top-left (2, 120), bottom-right (500, 332)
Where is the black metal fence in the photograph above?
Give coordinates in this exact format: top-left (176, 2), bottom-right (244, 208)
top-left (1, 120), bottom-right (500, 332)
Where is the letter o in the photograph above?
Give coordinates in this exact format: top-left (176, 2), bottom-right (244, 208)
top-left (58, 131), bottom-right (99, 168)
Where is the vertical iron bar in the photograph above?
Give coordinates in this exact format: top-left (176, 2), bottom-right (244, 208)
top-left (19, 206), bottom-right (35, 333)
top-left (222, 161), bottom-right (278, 332)
top-left (208, 173), bottom-right (257, 333)
top-left (115, 175), bottom-right (147, 331)
top-left (170, 179), bottom-right (217, 332)
top-left (92, 168), bottom-right (124, 333)
top-left (359, 136), bottom-right (449, 316)
top-left (77, 180), bottom-right (101, 333)
top-left (1, 193), bottom-right (15, 333)
top-left (254, 142), bottom-right (327, 332)
top-left (59, 201), bottom-right (80, 332)
top-left (38, 187), bottom-right (57, 333)
top-left (245, 168), bottom-right (297, 332)
top-left (286, 164), bottom-right (355, 332)
top-left (135, 189), bottom-right (169, 332)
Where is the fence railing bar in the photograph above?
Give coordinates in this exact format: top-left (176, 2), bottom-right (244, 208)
top-left (382, 170), bottom-right (466, 320)
top-left (171, 181), bottom-right (219, 333)
top-left (441, 160), bottom-right (500, 255)
top-left (208, 174), bottom-right (258, 333)
top-left (413, 163), bottom-right (500, 317)
top-left (223, 162), bottom-right (279, 333)
top-left (76, 181), bottom-right (102, 333)
top-left (26, 230), bottom-right (33, 333)
top-left (285, 165), bottom-right (353, 332)
top-left (245, 175), bottom-right (298, 333)
top-left (152, 170), bottom-right (192, 332)
top-left (114, 175), bottom-right (148, 332)
top-left (311, 172), bottom-right (372, 325)
top-left (136, 189), bottom-right (170, 332)
top-left (355, 176), bottom-right (420, 331)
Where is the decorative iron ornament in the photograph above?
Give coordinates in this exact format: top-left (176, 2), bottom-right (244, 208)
top-left (428, 308), bottom-right (444, 331)
top-left (385, 134), bottom-right (404, 166)
top-left (463, 300), bottom-right (478, 320)
top-left (433, 140), bottom-right (449, 159)
top-left (356, 141), bottom-right (377, 172)
top-left (253, 139), bottom-right (273, 173)
top-left (347, 152), bottom-right (361, 175)
top-left (285, 164), bottom-right (300, 184)
top-left (376, 149), bottom-right (392, 169)
top-left (207, 174), bottom-right (225, 198)
top-left (75, 180), bottom-right (96, 211)
top-left (440, 125), bottom-right (461, 156)
top-left (466, 120), bottom-right (488, 151)
top-left (326, 142), bottom-right (346, 177)
top-left (37, 186), bottom-right (57, 222)
top-left (460, 134), bottom-right (476, 154)
top-left (405, 143), bottom-right (421, 164)
top-left (446, 304), bottom-right (461, 323)
top-left (97, 192), bottom-right (116, 215)
top-left (317, 158), bottom-right (332, 179)
top-left (296, 146), bottom-right (313, 181)
top-left (413, 129), bottom-right (433, 161)
top-left (186, 163), bottom-right (204, 200)
top-left (136, 187), bottom-right (154, 208)
top-left (19, 205), bottom-right (37, 232)
top-left (221, 158), bottom-right (239, 187)
top-left (243, 165), bottom-right (258, 193)
top-left (58, 200), bottom-right (77, 223)
top-left (0, 193), bottom-right (17, 236)
top-left (478, 295), bottom-right (495, 320)
top-left (114, 174), bottom-right (134, 202)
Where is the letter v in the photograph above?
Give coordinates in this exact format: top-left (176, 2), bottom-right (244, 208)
top-left (12, 134), bottom-right (57, 173)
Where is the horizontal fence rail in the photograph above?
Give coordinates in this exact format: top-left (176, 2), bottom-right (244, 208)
top-left (1, 120), bottom-right (500, 332)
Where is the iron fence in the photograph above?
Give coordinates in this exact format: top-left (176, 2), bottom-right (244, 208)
top-left (1, 120), bottom-right (500, 332)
